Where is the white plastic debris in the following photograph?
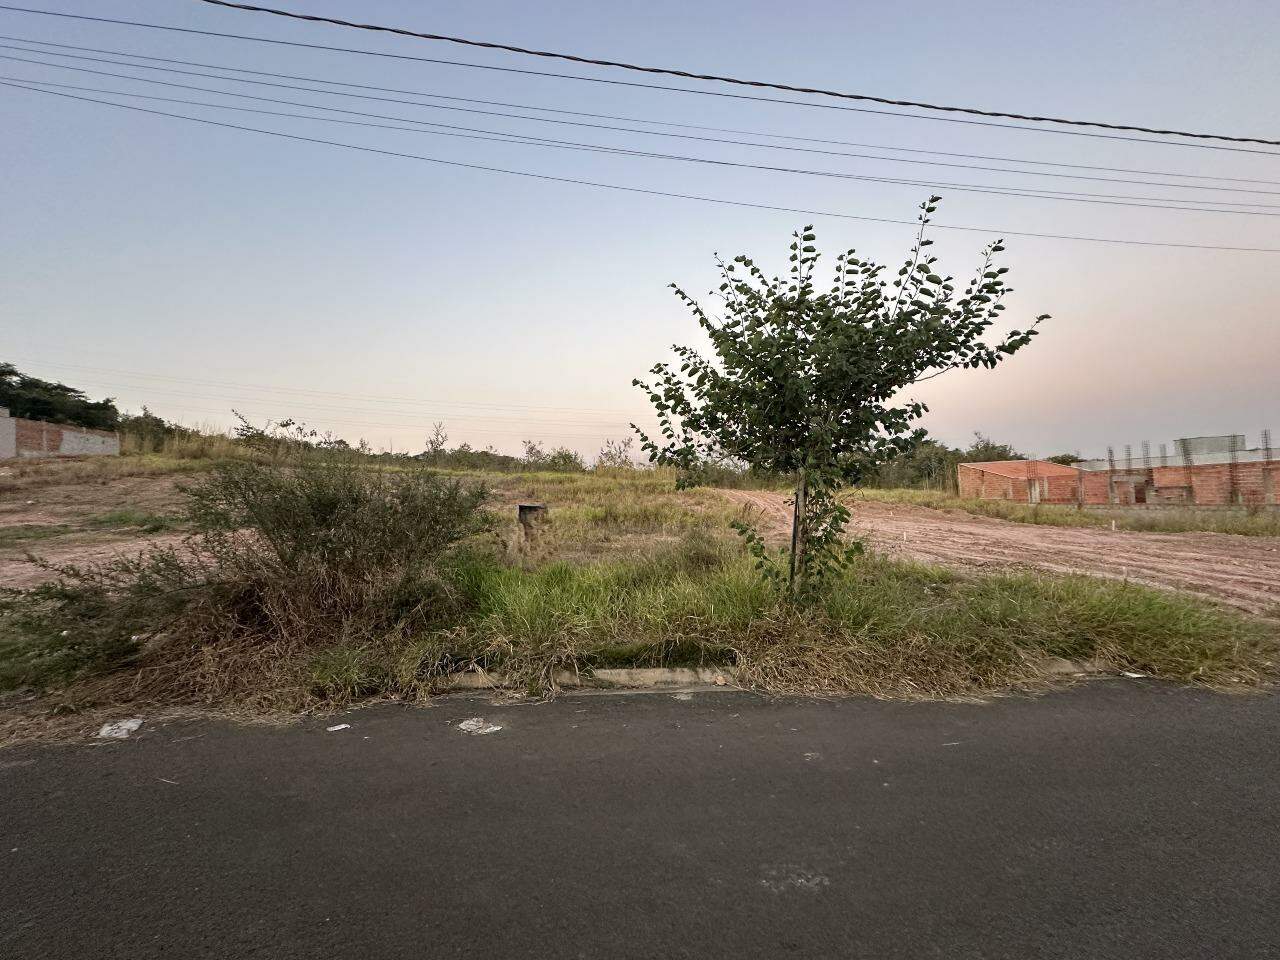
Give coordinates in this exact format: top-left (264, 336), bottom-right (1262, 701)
top-left (326, 723), bottom-right (351, 732)
top-left (97, 718), bottom-right (143, 739)
top-left (1122, 671), bottom-right (1147, 679)
top-left (458, 717), bottom-right (502, 735)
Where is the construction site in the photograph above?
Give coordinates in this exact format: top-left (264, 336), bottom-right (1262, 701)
top-left (958, 432), bottom-right (1279, 507)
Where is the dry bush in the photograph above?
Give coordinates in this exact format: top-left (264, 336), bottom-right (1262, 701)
top-left (1, 457), bottom-right (491, 707)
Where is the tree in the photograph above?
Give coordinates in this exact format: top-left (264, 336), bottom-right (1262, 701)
top-left (595, 437), bottom-right (636, 470)
top-left (634, 199), bottom-right (1047, 596)
top-left (0, 362), bottom-right (119, 430)
top-left (961, 432), bottom-right (1025, 463)
top-left (521, 440), bottom-right (586, 473)
top-left (1044, 452), bottom-right (1080, 466)
top-left (423, 422), bottom-right (449, 464)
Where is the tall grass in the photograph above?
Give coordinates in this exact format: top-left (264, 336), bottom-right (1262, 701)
top-left (437, 543), bottom-right (1275, 698)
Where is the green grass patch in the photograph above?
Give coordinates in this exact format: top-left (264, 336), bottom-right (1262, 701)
top-left (429, 543), bottom-right (1274, 697)
top-left (84, 509), bottom-right (180, 534)
top-left (0, 524), bottom-right (74, 549)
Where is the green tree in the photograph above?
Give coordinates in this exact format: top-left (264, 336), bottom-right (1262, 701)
top-left (961, 432), bottom-right (1025, 463)
top-left (1044, 452), bottom-right (1080, 466)
top-left (0, 362), bottom-right (119, 430)
top-left (634, 199), bottom-right (1046, 596)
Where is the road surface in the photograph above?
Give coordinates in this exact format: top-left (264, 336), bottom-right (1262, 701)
top-left (3, 685), bottom-right (1278, 959)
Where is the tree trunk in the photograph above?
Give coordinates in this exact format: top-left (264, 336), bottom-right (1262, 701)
top-left (788, 468), bottom-right (808, 594)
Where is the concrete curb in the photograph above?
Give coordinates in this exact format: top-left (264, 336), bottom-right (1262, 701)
top-left (439, 667), bottom-right (737, 691)
top-left (437, 659), bottom-right (1103, 692)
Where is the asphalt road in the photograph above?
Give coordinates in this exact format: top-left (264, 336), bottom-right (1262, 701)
top-left (3, 683), bottom-right (1278, 959)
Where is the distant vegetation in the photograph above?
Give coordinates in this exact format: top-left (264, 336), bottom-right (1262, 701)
top-left (0, 362), bottom-right (119, 430)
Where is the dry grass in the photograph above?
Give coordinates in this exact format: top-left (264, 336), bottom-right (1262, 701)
top-left (855, 487), bottom-right (1280, 537)
top-left (0, 453), bottom-right (217, 494)
top-left (1, 458), bottom-right (1276, 728)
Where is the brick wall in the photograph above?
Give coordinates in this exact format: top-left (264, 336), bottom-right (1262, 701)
top-left (1, 413), bottom-right (119, 459)
top-left (950, 459), bottom-right (1276, 507)
top-left (957, 467), bottom-right (1022, 501)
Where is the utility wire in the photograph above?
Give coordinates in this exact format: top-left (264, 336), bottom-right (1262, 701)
top-left (5, 80), bottom-right (1278, 252)
top-left (1, 4), bottom-right (1277, 156)
top-left (5, 39), bottom-right (1278, 195)
top-left (8, 357), bottom-right (642, 416)
top-left (9, 68), bottom-right (1277, 216)
top-left (194, 0), bottom-right (1280, 147)
top-left (9, 33), bottom-right (1280, 188)
top-left (31, 381), bottom-right (636, 430)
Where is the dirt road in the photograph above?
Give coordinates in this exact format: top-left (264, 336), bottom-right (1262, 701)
top-left (719, 490), bottom-right (1280, 614)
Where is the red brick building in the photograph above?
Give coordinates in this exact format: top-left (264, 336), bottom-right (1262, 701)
top-left (957, 459), bottom-right (1082, 504)
top-left (957, 435), bottom-right (1278, 507)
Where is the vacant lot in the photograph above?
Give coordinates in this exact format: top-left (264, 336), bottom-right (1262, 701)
top-left (1, 456), bottom-right (1275, 719)
top-left (5, 461), bottom-right (1279, 614)
top-left (723, 490), bottom-right (1280, 614)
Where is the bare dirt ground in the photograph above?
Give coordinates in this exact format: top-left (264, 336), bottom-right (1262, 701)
top-left (0, 475), bottom-right (188, 589)
top-left (720, 490), bottom-right (1280, 614)
top-left (5, 466), bottom-right (1279, 614)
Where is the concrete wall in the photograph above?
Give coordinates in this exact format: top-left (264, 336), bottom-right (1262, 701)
top-left (0, 415), bottom-right (15, 459)
top-left (0, 412), bottom-right (119, 459)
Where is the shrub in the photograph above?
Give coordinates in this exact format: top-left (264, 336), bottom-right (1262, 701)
top-left (522, 440), bottom-right (587, 473)
top-left (0, 457), bottom-right (492, 702)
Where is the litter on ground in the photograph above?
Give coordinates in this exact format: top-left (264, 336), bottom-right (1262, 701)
top-left (458, 717), bottom-right (502, 735)
top-left (96, 718), bottom-right (143, 740)
top-left (326, 724), bottom-right (351, 732)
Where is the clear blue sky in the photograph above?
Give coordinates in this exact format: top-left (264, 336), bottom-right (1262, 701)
top-left (2, 0), bottom-right (1278, 459)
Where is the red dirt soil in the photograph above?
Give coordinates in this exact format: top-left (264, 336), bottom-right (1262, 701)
top-left (718, 490), bottom-right (1280, 614)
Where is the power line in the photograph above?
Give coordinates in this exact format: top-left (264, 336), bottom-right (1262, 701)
top-left (7, 357), bottom-right (643, 416)
top-left (6, 80), bottom-right (1279, 252)
top-left (195, 0), bottom-right (1280, 148)
top-left (1, 4), bottom-right (1277, 156)
top-left (4, 39), bottom-right (1278, 196)
top-left (44, 381), bottom-right (637, 431)
top-left (9, 70), bottom-right (1275, 217)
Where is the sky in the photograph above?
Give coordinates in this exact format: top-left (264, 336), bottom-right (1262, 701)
top-left (2, 0), bottom-right (1278, 461)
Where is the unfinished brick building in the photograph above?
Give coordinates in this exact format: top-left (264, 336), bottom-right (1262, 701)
top-left (957, 434), bottom-right (1278, 507)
